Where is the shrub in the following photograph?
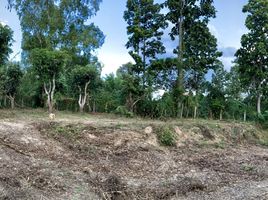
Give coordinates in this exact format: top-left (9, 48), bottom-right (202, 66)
top-left (157, 125), bottom-right (176, 146)
top-left (114, 106), bottom-right (134, 118)
top-left (256, 111), bottom-right (268, 129)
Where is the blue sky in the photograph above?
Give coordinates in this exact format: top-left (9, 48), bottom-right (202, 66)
top-left (0, 0), bottom-right (248, 75)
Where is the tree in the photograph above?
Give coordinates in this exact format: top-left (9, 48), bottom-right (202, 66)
top-left (165, 0), bottom-right (219, 117)
top-left (29, 49), bottom-right (68, 113)
top-left (2, 62), bottom-right (23, 109)
top-left (69, 65), bottom-right (98, 112)
top-left (124, 0), bottom-right (167, 89)
top-left (207, 63), bottom-right (227, 120)
top-left (184, 21), bottom-right (222, 118)
top-left (97, 74), bottom-right (123, 113)
top-left (235, 0), bottom-right (268, 115)
top-left (0, 23), bottom-right (13, 66)
top-left (8, 0), bottom-right (105, 112)
top-left (117, 62), bottom-right (143, 113)
top-left (8, 0), bottom-right (104, 56)
top-left (225, 65), bottom-right (247, 120)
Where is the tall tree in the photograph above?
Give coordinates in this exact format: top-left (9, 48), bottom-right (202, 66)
top-left (8, 0), bottom-right (105, 111)
top-left (165, 0), bottom-right (220, 117)
top-left (184, 21), bottom-right (222, 118)
top-left (124, 0), bottom-right (167, 89)
top-left (8, 0), bottom-right (104, 56)
top-left (69, 65), bottom-right (98, 113)
top-left (0, 23), bottom-right (13, 66)
top-left (29, 49), bottom-right (68, 113)
top-left (235, 0), bottom-right (268, 114)
top-left (207, 63), bottom-right (227, 120)
top-left (117, 62), bottom-right (143, 113)
top-left (2, 62), bottom-right (23, 109)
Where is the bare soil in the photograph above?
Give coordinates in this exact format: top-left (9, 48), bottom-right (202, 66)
top-left (0, 109), bottom-right (267, 200)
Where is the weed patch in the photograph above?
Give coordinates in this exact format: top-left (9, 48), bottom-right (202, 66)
top-left (156, 125), bottom-right (177, 146)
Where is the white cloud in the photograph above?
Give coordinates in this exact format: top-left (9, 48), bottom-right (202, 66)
top-left (0, 21), bottom-right (7, 26)
top-left (98, 52), bottom-right (133, 76)
top-left (220, 57), bottom-right (234, 72)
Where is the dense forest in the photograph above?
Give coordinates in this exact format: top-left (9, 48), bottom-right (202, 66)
top-left (0, 0), bottom-right (267, 125)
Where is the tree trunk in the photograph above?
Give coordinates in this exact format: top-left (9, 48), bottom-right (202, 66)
top-left (44, 75), bottom-right (56, 114)
top-left (142, 37), bottom-right (146, 88)
top-left (127, 92), bottom-right (134, 112)
top-left (78, 81), bottom-right (90, 113)
top-left (257, 94), bottom-right (261, 114)
top-left (4, 96), bottom-right (7, 107)
top-left (21, 98), bottom-right (24, 108)
top-left (209, 110), bottom-right (212, 119)
top-left (243, 110), bottom-right (247, 122)
top-left (220, 109), bottom-right (223, 120)
top-left (47, 94), bottom-right (53, 114)
top-left (194, 106), bottom-right (197, 119)
top-left (8, 95), bottom-right (15, 109)
top-left (79, 105), bottom-right (84, 113)
top-left (180, 103), bottom-right (184, 118)
top-left (176, 1), bottom-right (185, 117)
top-left (93, 100), bottom-right (96, 113)
top-left (131, 98), bottom-right (141, 113)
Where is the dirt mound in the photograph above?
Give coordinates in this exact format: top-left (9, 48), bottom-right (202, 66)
top-left (0, 111), bottom-right (267, 199)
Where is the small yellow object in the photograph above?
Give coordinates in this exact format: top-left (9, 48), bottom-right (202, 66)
top-left (49, 113), bottom-right (55, 120)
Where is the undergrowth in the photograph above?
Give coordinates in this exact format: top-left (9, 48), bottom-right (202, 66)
top-left (156, 125), bottom-right (177, 146)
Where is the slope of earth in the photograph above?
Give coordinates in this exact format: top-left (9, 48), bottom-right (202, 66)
top-left (0, 109), bottom-right (267, 200)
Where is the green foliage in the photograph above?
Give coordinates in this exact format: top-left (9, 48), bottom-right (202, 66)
top-left (69, 65), bottom-right (98, 90)
top-left (241, 164), bottom-right (255, 172)
top-left (114, 106), bottom-right (134, 118)
top-left (18, 68), bottom-right (44, 108)
top-left (256, 111), bottom-right (268, 129)
top-left (156, 125), bottom-right (176, 146)
top-left (7, 0), bottom-right (104, 111)
top-left (155, 93), bottom-right (176, 118)
top-left (3, 62), bottom-right (23, 97)
top-left (95, 74), bottom-right (123, 113)
top-left (8, 0), bottom-right (104, 60)
top-left (165, 0), bottom-right (221, 116)
top-left (206, 64), bottom-right (227, 119)
top-left (30, 48), bottom-right (68, 81)
top-left (0, 23), bottom-right (13, 65)
top-left (235, 0), bottom-right (268, 114)
top-left (124, 0), bottom-right (167, 92)
top-left (157, 126), bottom-right (177, 146)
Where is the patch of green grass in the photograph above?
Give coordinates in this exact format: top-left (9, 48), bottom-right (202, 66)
top-left (213, 141), bottom-right (226, 149)
top-left (241, 164), bottom-right (255, 172)
top-left (46, 123), bottom-right (87, 141)
top-left (259, 139), bottom-right (268, 147)
top-left (156, 125), bottom-right (177, 146)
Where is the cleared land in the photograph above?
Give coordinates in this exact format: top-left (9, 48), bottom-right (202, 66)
top-left (0, 109), bottom-right (267, 200)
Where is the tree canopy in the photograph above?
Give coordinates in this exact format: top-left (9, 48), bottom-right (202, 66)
top-left (0, 23), bottom-right (13, 66)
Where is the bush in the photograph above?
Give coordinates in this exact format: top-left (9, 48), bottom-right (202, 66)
top-left (156, 125), bottom-right (176, 146)
top-left (114, 106), bottom-right (134, 118)
top-left (256, 111), bottom-right (268, 129)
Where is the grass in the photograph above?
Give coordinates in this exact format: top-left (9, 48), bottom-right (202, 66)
top-left (156, 125), bottom-right (177, 146)
top-left (241, 164), bottom-right (255, 172)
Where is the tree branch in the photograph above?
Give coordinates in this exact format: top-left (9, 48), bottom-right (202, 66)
top-left (44, 83), bottom-right (49, 95)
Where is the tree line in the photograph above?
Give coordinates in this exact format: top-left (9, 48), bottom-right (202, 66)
top-left (0, 0), bottom-right (267, 123)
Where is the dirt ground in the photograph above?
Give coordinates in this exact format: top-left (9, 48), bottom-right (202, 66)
top-left (0, 109), bottom-right (267, 200)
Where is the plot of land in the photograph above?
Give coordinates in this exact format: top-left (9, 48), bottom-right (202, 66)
top-left (0, 109), bottom-right (267, 200)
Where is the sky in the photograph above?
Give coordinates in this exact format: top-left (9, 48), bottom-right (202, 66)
top-left (0, 0), bottom-right (249, 75)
